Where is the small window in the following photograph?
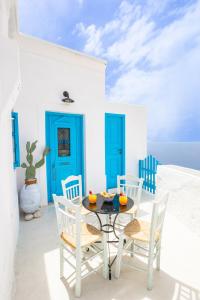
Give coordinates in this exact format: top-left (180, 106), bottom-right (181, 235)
top-left (12, 112), bottom-right (20, 168)
top-left (57, 128), bottom-right (70, 157)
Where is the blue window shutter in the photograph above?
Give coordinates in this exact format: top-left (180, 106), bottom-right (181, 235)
top-left (12, 112), bottom-right (20, 168)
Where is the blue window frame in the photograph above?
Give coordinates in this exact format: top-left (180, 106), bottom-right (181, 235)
top-left (12, 112), bottom-right (20, 168)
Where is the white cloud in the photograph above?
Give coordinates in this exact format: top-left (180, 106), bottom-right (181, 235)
top-left (75, 23), bottom-right (103, 55)
top-left (76, 0), bottom-right (200, 141)
top-left (75, 0), bottom-right (139, 55)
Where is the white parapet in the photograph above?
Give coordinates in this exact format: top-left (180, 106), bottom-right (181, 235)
top-left (156, 165), bottom-right (200, 237)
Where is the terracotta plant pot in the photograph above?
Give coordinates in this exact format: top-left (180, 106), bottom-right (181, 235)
top-left (25, 178), bottom-right (37, 185)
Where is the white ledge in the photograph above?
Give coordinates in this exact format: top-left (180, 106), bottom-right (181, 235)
top-left (17, 33), bottom-right (107, 66)
top-left (158, 165), bottom-right (200, 180)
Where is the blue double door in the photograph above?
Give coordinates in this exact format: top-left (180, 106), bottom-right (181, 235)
top-left (46, 112), bottom-right (125, 201)
top-left (46, 112), bottom-right (84, 201)
top-left (105, 113), bottom-right (125, 190)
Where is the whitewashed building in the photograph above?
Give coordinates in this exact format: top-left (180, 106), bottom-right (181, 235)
top-left (15, 34), bottom-right (147, 205)
top-left (0, 1), bottom-right (146, 299)
top-left (2, 2), bottom-right (200, 300)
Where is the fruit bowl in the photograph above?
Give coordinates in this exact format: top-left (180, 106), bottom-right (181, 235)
top-left (101, 191), bottom-right (115, 203)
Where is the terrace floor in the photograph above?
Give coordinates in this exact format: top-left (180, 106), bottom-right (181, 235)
top-left (14, 192), bottom-right (200, 300)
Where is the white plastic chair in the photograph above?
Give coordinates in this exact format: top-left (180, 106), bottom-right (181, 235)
top-left (117, 175), bottom-right (144, 217)
top-left (61, 175), bottom-right (89, 216)
top-left (53, 194), bottom-right (108, 297)
top-left (115, 189), bottom-right (169, 290)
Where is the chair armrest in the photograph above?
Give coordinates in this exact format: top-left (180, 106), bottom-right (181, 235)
top-left (58, 207), bottom-right (76, 220)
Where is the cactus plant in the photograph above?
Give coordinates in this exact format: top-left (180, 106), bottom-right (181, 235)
top-left (21, 141), bottom-right (50, 180)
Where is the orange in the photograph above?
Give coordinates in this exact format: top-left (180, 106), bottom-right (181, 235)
top-left (119, 195), bottom-right (128, 205)
top-left (88, 194), bottom-right (97, 204)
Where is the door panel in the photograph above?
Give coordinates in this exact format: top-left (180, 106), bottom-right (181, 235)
top-left (105, 113), bottom-right (125, 190)
top-left (46, 113), bottom-right (84, 201)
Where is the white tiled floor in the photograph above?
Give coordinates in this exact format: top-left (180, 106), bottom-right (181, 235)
top-left (14, 193), bottom-right (200, 300)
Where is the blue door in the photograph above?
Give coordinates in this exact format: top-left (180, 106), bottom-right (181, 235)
top-left (46, 112), bottom-right (84, 201)
top-left (105, 113), bottom-right (125, 190)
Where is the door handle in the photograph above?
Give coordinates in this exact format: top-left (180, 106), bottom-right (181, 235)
top-left (61, 162), bottom-right (70, 165)
top-left (118, 149), bottom-right (122, 154)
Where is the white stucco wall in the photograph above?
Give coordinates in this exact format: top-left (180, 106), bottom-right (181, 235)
top-left (0, 1), bottom-right (20, 300)
top-left (14, 35), bottom-right (147, 205)
top-left (0, 111), bottom-right (20, 300)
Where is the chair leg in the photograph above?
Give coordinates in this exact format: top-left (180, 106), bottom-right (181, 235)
top-left (60, 244), bottom-right (64, 278)
top-left (102, 232), bottom-right (108, 279)
top-left (75, 248), bottom-right (82, 297)
top-left (130, 213), bottom-right (133, 222)
top-left (129, 213), bottom-right (134, 258)
top-left (130, 240), bottom-right (134, 258)
top-left (147, 246), bottom-right (154, 290)
top-left (156, 243), bottom-right (161, 271)
top-left (115, 234), bottom-right (124, 279)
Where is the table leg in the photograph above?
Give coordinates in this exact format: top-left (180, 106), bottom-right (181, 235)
top-left (94, 212), bottom-right (119, 280)
top-left (113, 213), bottom-right (119, 239)
top-left (94, 212), bottom-right (103, 230)
top-left (108, 214), bottom-right (112, 280)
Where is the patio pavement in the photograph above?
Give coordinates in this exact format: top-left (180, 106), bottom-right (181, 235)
top-left (14, 192), bottom-right (200, 300)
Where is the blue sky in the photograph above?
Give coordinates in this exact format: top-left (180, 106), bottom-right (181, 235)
top-left (19, 0), bottom-right (200, 142)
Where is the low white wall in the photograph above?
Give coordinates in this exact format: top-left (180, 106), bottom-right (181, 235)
top-left (14, 35), bottom-right (147, 205)
top-left (156, 165), bottom-right (200, 237)
top-left (148, 142), bottom-right (200, 170)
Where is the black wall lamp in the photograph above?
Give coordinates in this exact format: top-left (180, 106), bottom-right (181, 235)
top-left (62, 91), bottom-right (75, 103)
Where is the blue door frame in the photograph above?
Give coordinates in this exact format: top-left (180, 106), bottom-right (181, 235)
top-left (45, 112), bottom-right (85, 202)
top-left (105, 113), bottom-right (125, 190)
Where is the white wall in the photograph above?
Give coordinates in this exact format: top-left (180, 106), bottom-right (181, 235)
top-left (148, 142), bottom-right (200, 170)
top-left (0, 111), bottom-right (20, 300)
top-left (15, 35), bottom-right (147, 205)
top-left (0, 1), bottom-right (21, 300)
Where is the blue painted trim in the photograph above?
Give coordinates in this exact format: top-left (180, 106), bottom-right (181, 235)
top-left (105, 113), bottom-right (125, 190)
top-left (12, 112), bottom-right (20, 169)
top-left (45, 111), bottom-right (85, 202)
top-left (45, 112), bottom-right (51, 201)
top-left (81, 114), bottom-right (86, 196)
top-left (122, 115), bottom-right (126, 176)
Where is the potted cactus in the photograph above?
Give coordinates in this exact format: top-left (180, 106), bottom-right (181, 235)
top-left (20, 141), bottom-right (50, 221)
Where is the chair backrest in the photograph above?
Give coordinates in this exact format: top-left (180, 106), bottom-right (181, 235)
top-left (53, 194), bottom-right (82, 248)
top-left (62, 175), bottom-right (82, 204)
top-left (150, 189), bottom-right (169, 244)
top-left (117, 175), bottom-right (144, 215)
